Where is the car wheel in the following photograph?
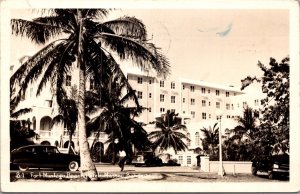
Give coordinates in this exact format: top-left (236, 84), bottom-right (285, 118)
top-left (251, 167), bottom-right (257, 176)
top-left (68, 161), bottom-right (79, 171)
top-left (268, 171), bottom-right (274, 179)
top-left (19, 164), bottom-right (29, 171)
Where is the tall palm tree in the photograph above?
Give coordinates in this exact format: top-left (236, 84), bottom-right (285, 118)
top-left (200, 123), bottom-right (219, 160)
top-left (148, 111), bottom-right (189, 154)
top-left (11, 9), bottom-right (169, 179)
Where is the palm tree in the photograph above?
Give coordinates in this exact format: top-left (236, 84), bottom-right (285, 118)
top-left (86, 69), bottom-right (151, 163)
top-left (223, 107), bottom-right (258, 161)
top-left (200, 123), bottom-right (219, 160)
top-left (52, 86), bottom-right (78, 153)
top-left (11, 9), bottom-right (169, 179)
top-left (148, 111), bottom-right (189, 154)
top-left (230, 107), bottom-right (258, 142)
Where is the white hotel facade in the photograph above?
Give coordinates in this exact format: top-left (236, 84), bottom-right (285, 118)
top-left (11, 60), bottom-right (264, 166)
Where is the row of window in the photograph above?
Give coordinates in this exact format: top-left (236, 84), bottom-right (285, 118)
top-left (138, 91), bottom-right (237, 111)
top-left (178, 155), bottom-right (191, 165)
top-left (136, 77), bottom-right (235, 98)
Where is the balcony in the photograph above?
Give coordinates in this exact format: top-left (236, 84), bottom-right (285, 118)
top-left (40, 130), bottom-right (52, 138)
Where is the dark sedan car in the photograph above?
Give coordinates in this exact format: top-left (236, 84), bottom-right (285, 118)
top-left (11, 145), bottom-right (80, 171)
top-left (251, 153), bottom-right (289, 179)
top-left (131, 151), bottom-right (163, 167)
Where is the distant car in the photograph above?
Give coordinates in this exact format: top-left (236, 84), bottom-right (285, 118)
top-left (132, 151), bottom-right (163, 167)
top-left (251, 153), bottom-right (289, 179)
top-left (10, 145), bottom-right (80, 171)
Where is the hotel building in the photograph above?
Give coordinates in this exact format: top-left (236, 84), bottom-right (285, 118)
top-left (11, 60), bottom-right (263, 166)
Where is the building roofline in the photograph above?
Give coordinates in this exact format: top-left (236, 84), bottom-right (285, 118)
top-left (180, 78), bottom-right (244, 94)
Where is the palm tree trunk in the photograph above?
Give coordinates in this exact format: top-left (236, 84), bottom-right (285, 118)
top-left (77, 10), bottom-right (97, 180)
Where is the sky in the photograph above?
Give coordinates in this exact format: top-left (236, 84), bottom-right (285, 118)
top-left (9, 8), bottom-right (289, 87)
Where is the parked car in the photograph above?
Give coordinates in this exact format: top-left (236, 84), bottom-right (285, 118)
top-left (132, 151), bottom-right (163, 167)
top-left (251, 153), bottom-right (289, 179)
top-left (10, 145), bottom-right (80, 171)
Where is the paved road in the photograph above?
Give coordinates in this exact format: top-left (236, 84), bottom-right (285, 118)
top-left (10, 164), bottom-right (289, 182)
top-left (95, 163), bottom-right (200, 173)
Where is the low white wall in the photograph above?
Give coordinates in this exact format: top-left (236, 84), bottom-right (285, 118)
top-left (207, 161), bottom-right (252, 174)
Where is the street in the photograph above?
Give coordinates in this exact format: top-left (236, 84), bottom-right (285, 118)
top-left (10, 164), bottom-right (289, 182)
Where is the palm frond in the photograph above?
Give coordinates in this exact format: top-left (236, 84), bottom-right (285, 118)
top-left (97, 33), bottom-right (170, 76)
top-left (10, 40), bottom-right (59, 87)
top-left (11, 108), bottom-right (32, 118)
top-left (103, 16), bottom-right (147, 40)
top-left (11, 18), bottom-right (65, 44)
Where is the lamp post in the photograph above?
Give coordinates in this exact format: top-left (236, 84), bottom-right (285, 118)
top-left (216, 109), bottom-right (225, 177)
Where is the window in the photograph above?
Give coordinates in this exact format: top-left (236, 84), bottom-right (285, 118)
top-left (234, 93), bottom-right (236, 96)
top-left (66, 75), bottom-right (72, 86)
top-left (190, 86), bottom-right (195, 92)
top-left (226, 104), bottom-right (230, 110)
top-left (160, 94), bottom-right (165, 102)
top-left (216, 102), bottom-right (220, 108)
top-left (137, 91), bottom-right (142, 99)
top-left (195, 132), bottom-right (200, 146)
top-left (208, 89), bottom-right (210, 94)
top-left (183, 85), bottom-right (185, 90)
top-left (160, 80), bottom-right (164, 87)
top-left (202, 112), bottom-right (206, 119)
top-left (227, 115), bottom-right (231, 119)
top-left (137, 77), bottom-right (143, 84)
top-left (171, 109), bottom-right (175, 113)
top-left (231, 104), bottom-right (234, 110)
top-left (216, 90), bottom-right (220, 96)
top-left (187, 133), bottom-right (191, 146)
top-left (187, 156), bottom-right (191, 164)
top-left (160, 108), bottom-right (165, 113)
top-left (149, 79), bottom-right (152, 84)
top-left (254, 99), bottom-right (259, 106)
top-left (191, 98), bottom-right (195, 105)
top-left (226, 92), bottom-right (229, 97)
top-left (209, 114), bottom-right (211, 119)
top-left (149, 93), bottom-right (152, 98)
top-left (183, 98), bottom-right (185, 103)
top-left (171, 82), bottom-right (175, 89)
top-left (183, 111), bottom-right (185, 114)
top-left (191, 111), bottom-right (195, 118)
top-left (178, 156), bottom-right (183, 164)
top-left (148, 107), bottom-right (151, 112)
top-left (209, 101), bottom-right (211, 106)
top-left (171, 96), bottom-right (176, 103)
top-left (202, 100), bottom-right (206, 107)
top-left (201, 88), bottom-right (206, 94)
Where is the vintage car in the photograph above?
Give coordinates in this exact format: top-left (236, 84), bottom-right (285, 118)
top-left (251, 153), bottom-right (289, 179)
top-left (10, 145), bottom-right (80, 171)
top-left (131, 151), bottom-right (163, 167)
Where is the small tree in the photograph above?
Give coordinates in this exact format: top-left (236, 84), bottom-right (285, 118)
top-left (148, 110), bottom-right (189, 154)
top-left (200, 123), bottom-right (219, 160)
top-left (52, 86), bottom-right (78, 154)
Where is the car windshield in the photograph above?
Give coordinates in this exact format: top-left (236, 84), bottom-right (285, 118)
top-left (46, 147), bottom-right (59, 153)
